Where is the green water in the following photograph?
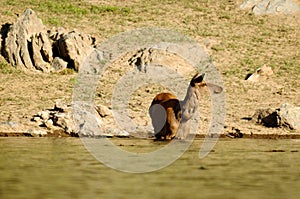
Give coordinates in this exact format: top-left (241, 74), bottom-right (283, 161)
top-left (1, 137), bottom-right (300, 199)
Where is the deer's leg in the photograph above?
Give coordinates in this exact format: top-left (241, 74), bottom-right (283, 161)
top-left (166, 108), bottom-right (180, 140)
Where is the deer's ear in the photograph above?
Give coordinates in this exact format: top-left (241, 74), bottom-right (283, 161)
top-left (190, 73), bottom-right (205, 86)
top-left (206, 83), bottom-right (223, 94)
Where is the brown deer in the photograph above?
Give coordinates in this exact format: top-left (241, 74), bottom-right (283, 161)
top-left (149, 73), bottom-right (223, 140)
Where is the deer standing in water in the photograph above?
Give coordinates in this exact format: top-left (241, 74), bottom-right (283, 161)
top-left (149, 73), bottom-right (223, 140)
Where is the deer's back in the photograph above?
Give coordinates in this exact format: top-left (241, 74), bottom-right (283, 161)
top-left (149, 93), bottom-right (181, 139)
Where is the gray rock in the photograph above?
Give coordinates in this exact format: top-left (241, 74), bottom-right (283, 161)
top-left (56, 31), bottom-right (95, 71)
top-left (45, 119), bottom-right (54, 129)
top-left (246, 64), bottom-right (273, 82)
top-left (32, 101), bottom-right (133, 137)
top-left (128, 48), bottom-right (154, 72)
top-left (252, 108), bottom-right (280, 127)
top-left (52, 57), bottom-right (68, 71)
top-left (39, 110), bottom-right (50, 120)
top-left (95, 104), bottom-right (112, 117)
top-left (252, 103), bottom-right (300, 131)
top-left (3, 9), bottom-right (47, 70)
top-left (31, 32), bottom-right (53, 72)
top-left (279, 103), bottom-right (300, 131)
top-left (2, 9), bottom-right (96, 72)
top-left (240, 0), bottom-right (300, 15)
top-left (54, 100), bottom-right (72, 112)
top-left (240, 0), bottom-right (263, 9)
top-left (29, 129), bottom-right (48, 137)
top-left (48, 27), bottom-right (66, 41)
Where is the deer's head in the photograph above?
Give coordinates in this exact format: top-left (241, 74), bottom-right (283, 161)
top-left (190, 73), bottom-right (223, 94)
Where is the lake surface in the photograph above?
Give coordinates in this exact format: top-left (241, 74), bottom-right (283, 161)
top-left (1, 137), bottom-right (300, 199)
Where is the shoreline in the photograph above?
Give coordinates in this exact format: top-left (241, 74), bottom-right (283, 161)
top-left (1, 132), bottom-right (300, 139)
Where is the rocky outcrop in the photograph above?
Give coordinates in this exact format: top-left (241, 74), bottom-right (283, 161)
top-left (3, 9), bottom-right (50, 71)
top-left (32, 101), bottom-right (130, 137)
top-left (31, 100), bottom-right (77, 135)
top-left (1, 9), bottom-right (96, 72)
top-left (252, 103), bottom-right (300, 131)
top-left (240, 0), bottom-right (300, 15)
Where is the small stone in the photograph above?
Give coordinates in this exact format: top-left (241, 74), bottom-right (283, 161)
top-left (30, 129), bottom-right (48, 137)
top-left (95, 105), bottom-right (112, 117)
top-left (40, 110), bottom-right (50, 120)
top-left (45, 119), bottom-right (54, 128)
top-left (52, 57), bottom-right (68, 71)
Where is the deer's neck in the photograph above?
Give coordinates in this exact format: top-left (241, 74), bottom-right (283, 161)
top-left (180, 86), bottom-right (200, 122)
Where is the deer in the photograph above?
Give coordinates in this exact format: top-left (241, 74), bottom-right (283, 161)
top-left (149, 73), bottom-right (223, 140)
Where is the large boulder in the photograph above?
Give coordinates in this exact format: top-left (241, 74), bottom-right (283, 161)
top-left (279, 103), bottom-right (300, 131)
top-left (55, 31), bottom-right (95, 71)
top-left (3, 9), bottom-right (53, 72)
top-left (240, 0), bottom-right (300, 15)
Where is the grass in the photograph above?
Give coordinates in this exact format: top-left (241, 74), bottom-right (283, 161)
top-left (0, 58), bottom-right (20, 74)
top-left (1, 0), bottom-right (131, 27)
top-left (0, 0), bottom-right (298, 77)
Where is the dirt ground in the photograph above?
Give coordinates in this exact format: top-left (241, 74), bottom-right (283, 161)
top-left (0, 0), bottom-right (299, 137)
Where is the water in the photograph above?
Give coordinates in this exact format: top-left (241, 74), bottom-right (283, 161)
top-left (1, 137), bottom-right (300, 199)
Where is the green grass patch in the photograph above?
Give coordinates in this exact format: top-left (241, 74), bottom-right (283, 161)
top-left (38, 1), bottom-right (89, 15)
top-left (0, 61), bottom-right (20, 74)
top-left (90, 5), bottom-right (130, 15)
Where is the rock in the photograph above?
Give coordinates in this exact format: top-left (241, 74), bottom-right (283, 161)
top-left (32, 100), bottom-right (133, 137)
top-left (32, 101), bottom-right (76, 135)
top-left (29, 129), bottom-right (48, 137)
top-left (54, 100), bottom-right (71, 112)
top-left (45, 119), bottom-right (54, 129)
top-left (246, 64), bottom-right (273, 82)
top-left (240, 0), bottom-right (263, 9)
top-left (52, 57), bottom-right (68, 71)
top-left (53, 113), bottom-right (75, 134)
top-left (48, 27), bottom-right (66, 41)
top-left (279, 103), bottom-right (300, 131)
top-left (1, 9), bottom-right (97, 72)
top-left (240, 0), bottom-right (300, 15)
top-left (128, 48), bottom-right (154, 72)
top-left (225, 126), bottom-right (244, 138)
top-left (252, 103), bottom-right (300, 131)
top-left (3, 9), bottom-right (48, 70)
top-left (95, 105), bottom-right (112, 117)
top-left (104, 128), bottom-right (130, 137)
top-left (0, 23), bottom-right (11, 57)
top-left (31, 32), bottom-right (53, 72)
top-left (55, 30), bottom-right (95, 71)
top-left (252, 108), bottom-right (280, 127)
top-left (40, 110), bottom-right (50, 120)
